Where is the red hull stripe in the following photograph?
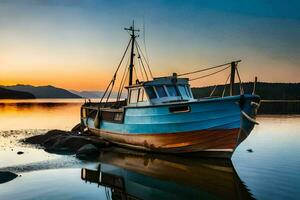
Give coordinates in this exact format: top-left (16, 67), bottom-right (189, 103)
top-left (89, 128), bottom-right (240, 154)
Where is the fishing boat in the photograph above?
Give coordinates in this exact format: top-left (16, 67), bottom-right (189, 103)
top-left (80, 22), bottom-right (260, 158)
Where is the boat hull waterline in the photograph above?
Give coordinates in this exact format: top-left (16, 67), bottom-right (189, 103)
top-left (89, 128), bottom-right (239, 158)
top-left (82, 95), bottom-right (260, 158)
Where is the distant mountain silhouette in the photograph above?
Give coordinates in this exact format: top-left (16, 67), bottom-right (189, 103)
top-left (192, 82), bottom-right (300, 100)
top-left (69, 90), bottom-right (125, 99)
top-left (0, 87), bottom-right (35, 99)
top-left (69, 90), bottom-right (104, 98)
top-left (3, 85), bottom-right (81, 98)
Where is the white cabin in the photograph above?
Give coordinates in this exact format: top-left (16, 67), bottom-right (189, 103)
top-left (126, 75), bottom-right (195, 106)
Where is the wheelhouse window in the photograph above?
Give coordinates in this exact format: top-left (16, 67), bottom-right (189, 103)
top-left (138, 88), bottom-right (147, 102)
top-left (186, 86), bottom-right (192, 97)
top-left (155, 86), bottom-right (168, 97)
top-left (166, 85), bottom-right (179, 97)
top-left (145, 87), bottom-right (157, 99)
top-left (178, 85), bottom-right (189, 98)
top-left (129, 89), bottom-right (139, 103)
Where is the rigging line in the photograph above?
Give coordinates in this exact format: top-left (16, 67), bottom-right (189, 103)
top-left (190, 65), bottom-right (231, 81)
top-left (142, 18), bottom-right (150, 65)
top-left (136, 41), bottom-right (154, 78)
top-left (104, 78), bottom-right (116, 106)
top-left (135, 42), bottom-right (149, 81)
top-left (222, 73), bottom-right (231, 97)
top-left (134, 43), bottom-right (146, 81)
top-left (235, 66), bottom-right (244, 94)
top-left (116, 60), bottom-right (129, 102)
top-left (113, 38), bottom-right (132, 76)
top-left (99, 38), bottom-right (132, 104)
top-left (137, 41), bottom-right (153, 79)
top-left (117, 54), bottom-right (130, 101)
top-left (99, 80), bottom-right (113, 105)
top-left (209, 85), bottom-right (218, 97)
top-left (139, 56), bottom-right (149, 81)
top-left (133, 65), bottom-right (138, 82)
top-left (117, 58), bottom-right (130, 102)
top-left (118, 68), bottom-right (129, 102)
top-left (137, 57), bottom-right (145, 81)
top-left (139, 59), bottom-right (147, 80)
top-left (177, 60), bottom-right (241, 77)
top-left (116, 69), bottom-right (127, 102)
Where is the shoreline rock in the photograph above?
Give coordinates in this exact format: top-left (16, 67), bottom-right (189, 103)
top-left (0, 171), bottom-right (18, 184)
top-left (23, 129), bottom-right (110, 156)
top-left (76, 144), bottom-right (99, 159)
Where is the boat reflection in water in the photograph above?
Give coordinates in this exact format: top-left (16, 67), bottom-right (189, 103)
top-left (81, 148), bottom-right (254, 200)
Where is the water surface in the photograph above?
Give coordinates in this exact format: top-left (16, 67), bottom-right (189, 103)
top-left (0, 99), bottom-right (299, 199)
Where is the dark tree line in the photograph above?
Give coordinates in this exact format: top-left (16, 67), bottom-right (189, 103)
top-left (192, 82), bottom-right (300, 100)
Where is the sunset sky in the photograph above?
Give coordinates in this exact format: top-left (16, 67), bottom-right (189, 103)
top-left (0, 0), bottom-right (300, 91)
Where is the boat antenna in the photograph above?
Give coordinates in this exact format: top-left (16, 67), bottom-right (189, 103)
top-left (124, 21), bottom-right (140, 86)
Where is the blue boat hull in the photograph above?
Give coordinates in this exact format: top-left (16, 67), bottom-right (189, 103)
top-left (82, 94), bottom-right (260, 158)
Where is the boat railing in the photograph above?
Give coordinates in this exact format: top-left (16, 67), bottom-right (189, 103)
top-left (82, 100), bottom-right (127, 109)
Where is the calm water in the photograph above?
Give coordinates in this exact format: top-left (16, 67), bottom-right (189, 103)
top-left (0, 99), bottom-right (299, 200)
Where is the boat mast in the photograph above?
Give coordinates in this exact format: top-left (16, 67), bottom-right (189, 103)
top-left (125, 21), bottom-right (139, 86)
top-left (230, 61), bottom-right (236, 96)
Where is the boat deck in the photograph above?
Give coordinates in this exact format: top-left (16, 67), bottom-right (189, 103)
top-left (82, 100), bottom-right (126, 111)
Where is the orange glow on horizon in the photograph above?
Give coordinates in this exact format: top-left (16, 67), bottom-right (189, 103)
top-left (1, 1), bottom-right (300, 92)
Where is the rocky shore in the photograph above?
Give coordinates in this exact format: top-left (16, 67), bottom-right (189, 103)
top-left (23, 129), bottom-right (110, 159)
top-left (0, 171), bottom-right (18, 184)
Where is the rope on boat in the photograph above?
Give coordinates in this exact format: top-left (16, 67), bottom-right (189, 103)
top-left (134, 44), bottom-right (146, 81)
top-left (137, 58), bottom-right (146, 81)
top-left (241, 111), bottom-right (259, 125)
top-left (209, 85), bottom-right (218, 97)
top-left (251, 101), bottom-right (260, 107)
top-left (133, 64), bottom-right (139, 81)
top-left (142, 18), bottom-right (151, 66)
top-left (99, 37), bottom-right (153, 107)
top-left (135, 42), bottom-right (149, 81)
top-left (116, 69), bottom-right (129, 103)
top-left (235, 66), bottom-right (244, 94)
top-left (116, 62), bottom-right (129, 105)
top-left (99, 38), bottom-right (132, 106)
top-left (136, 41), bottom-right (154, 78)
top-left (177, 60), bottom-right (241, 77)
top-left (189, 65), bottom-right (231, 81)
top-left (187, 61), bottom-right (245, 97)
top-left (116, 58), bottom-right (129, 101)
top-left (222, 73), bottom-right (231, 97)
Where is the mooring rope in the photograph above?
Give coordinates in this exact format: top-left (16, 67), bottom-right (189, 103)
top-left (241, 111), bottom-right (259, 125)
